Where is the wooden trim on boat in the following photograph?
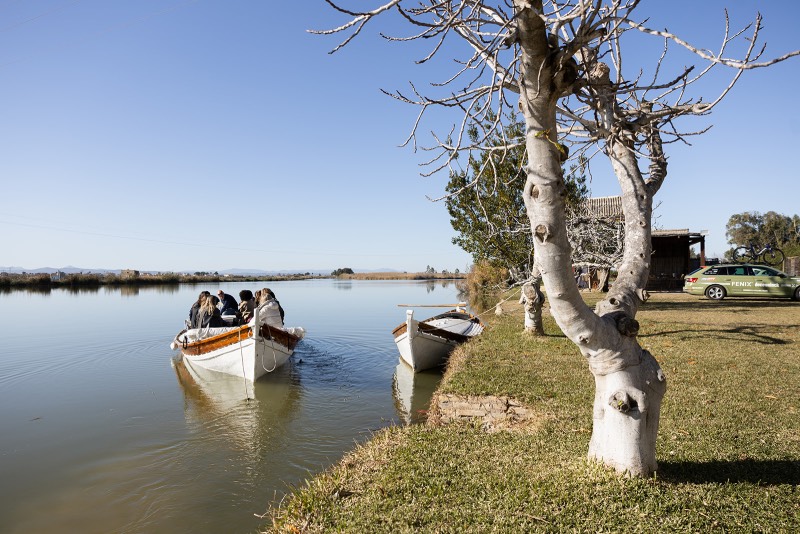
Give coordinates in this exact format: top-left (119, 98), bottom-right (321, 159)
top-left (259, 324), bottom-right (301, 351)
top-left (392, 323), bottom-right (407, 337)
top-left (182, 324), bottom-right (300, 356)
top-left (183, 326), bottom-right (253, 356)
top-left (416, 322), bottom-right (471, 343)
top-left (392, 312), bottom-right (481, 344)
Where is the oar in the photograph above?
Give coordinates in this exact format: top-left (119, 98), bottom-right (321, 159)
top-left (396, 302), bottom-right (467, 307)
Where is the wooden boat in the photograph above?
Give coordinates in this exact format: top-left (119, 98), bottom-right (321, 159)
top-left (170, 310), bottom-right (304, 381)
top-left (392, 359), bottom-right (443, 424)
top-left (171, 357), bottom-right (299, 459)
top-left (391, 307), bottom-right (484, 372)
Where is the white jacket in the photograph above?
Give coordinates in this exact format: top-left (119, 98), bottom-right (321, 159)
top-left (255, 299), bottom-right (284, 328)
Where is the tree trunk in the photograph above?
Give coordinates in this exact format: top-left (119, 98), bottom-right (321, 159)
top-left (519, 276), bottom-right (544, 335)
top-left (516, 0), bottom-right (666, 476)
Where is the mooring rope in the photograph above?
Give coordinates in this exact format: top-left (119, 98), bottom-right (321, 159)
top-left (237, 326), bottom-right (251, 401)
top-left (416, 287), bottom-right (524, 331)
top-left (260, 327), bottom-right (279, 374)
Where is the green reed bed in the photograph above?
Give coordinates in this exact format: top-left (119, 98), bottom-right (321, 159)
top-left (267, 292), bottom-right (799, 533)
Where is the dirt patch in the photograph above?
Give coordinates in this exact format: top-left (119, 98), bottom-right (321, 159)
top-left (428, 393), bottom-right (547, 433)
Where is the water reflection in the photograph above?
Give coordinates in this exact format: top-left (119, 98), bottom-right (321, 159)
top-left (111, 284), bottom-right (182, 296)
top-left (119, 285), bottom-right (139, 297)
top-left (64, 285), bottom-right (102, 295)
top-left (333, 280), bottom-right (353, 290)
top-left (0, 285), bottom-right (51, 295)
top-left (0, 278), bottom-right (465, 532)
top-left (392, 360), bottom-right (442, 424)
top-left (172, 357), bottom-right (302, 462)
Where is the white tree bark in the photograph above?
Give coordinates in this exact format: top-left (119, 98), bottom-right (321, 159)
top-left (515, 0), bottom-right (665, 476)
top-left (519, 266), bottom-right (545, 335)
top-left (319, 0), bottom-right (797, 478)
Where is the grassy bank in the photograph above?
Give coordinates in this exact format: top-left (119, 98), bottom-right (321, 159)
top-left (267, 292), bottom-right (799, 532)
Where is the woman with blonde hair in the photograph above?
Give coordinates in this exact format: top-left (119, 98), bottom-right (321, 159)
top-left (196, 295), bottom-right (224, 328)
top-left (188, 291), bottom-right (210, 328)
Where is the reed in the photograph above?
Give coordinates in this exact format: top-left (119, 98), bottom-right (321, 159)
top-left (0, 272), bottom-right (325, 289)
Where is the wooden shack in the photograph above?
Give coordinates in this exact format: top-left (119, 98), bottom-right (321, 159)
top-left (121, 269), bottom-right (140, 280)
top-left (581, 197), bottom-right (707, 291)
top-left (649, 229), bottom-right (706, 290)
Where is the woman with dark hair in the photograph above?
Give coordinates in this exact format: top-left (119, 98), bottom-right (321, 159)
top-left (238, 289), bottom-right (256, 323)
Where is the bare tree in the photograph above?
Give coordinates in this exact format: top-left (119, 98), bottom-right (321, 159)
top-left (315, 0), bottom-right (798, 476)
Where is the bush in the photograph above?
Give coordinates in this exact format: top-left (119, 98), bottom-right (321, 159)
top-left (464, 261), bottom-right (508, 295)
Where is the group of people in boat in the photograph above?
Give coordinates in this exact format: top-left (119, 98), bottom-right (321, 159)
top-left (188, 288), bottom-right (285, 329)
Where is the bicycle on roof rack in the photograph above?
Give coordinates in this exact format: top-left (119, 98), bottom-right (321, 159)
top-left (731, 242), bottom-right (785, 266)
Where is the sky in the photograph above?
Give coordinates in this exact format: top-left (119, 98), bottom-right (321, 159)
top-left (1, 0), bottom-right (798, 273)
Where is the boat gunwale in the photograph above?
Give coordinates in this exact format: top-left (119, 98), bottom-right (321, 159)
top-left (181, 324), bottom-right (300, 356)
top-left (391, 309), bottom-right (483, 344)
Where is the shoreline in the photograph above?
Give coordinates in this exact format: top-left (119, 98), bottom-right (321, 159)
top-left (266, 291), bottom-right (800, 532)
top-left (0, 271), bottom-right (464, 290)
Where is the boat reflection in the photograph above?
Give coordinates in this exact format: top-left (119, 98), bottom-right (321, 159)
top-left (172, 356), bottom-right (301, 460)
top-left (391, 359), bottom-right (442, 424)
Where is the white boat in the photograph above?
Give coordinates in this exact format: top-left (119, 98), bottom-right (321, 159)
top-left (171, 357), bottom-right (299, 461)
top-left (391, 307), bottom-right (484, 372)
top-left (170, 311), bottom-right (305, 381)
top-left (392, 359), bottom-right (443, 424)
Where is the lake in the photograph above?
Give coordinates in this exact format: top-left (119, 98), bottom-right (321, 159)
top-left (0, 279), bottom-right (463, 533)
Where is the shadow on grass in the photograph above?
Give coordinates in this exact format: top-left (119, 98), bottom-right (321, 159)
top-left (644, 298), bottom-right (799, 312)
top-left (659, 459), bottom-right (800, 485)
top-left (640, 324), bottom-right (789, 345)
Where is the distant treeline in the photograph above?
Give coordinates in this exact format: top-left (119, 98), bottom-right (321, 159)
top-left (0, 272), bottom-right (323, 290)
top-left (333, 272), bottom-right (466, 281)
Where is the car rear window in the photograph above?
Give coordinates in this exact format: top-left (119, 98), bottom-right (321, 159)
top-left (752, 267), bottom-right (779, 276)
top-left (703, 266), bottom-right (750, 275)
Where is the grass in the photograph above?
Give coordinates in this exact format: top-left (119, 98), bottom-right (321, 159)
top-left (266, 291), bottom-right (799, 533)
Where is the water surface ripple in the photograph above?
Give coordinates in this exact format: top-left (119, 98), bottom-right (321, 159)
top-left (0, 279), bottom-right (456, 533)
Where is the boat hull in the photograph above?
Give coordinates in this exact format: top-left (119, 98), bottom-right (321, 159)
top-left (392, 310), bottom-right (483, 372)
top-left (175, 324), bottom-right (300, 381)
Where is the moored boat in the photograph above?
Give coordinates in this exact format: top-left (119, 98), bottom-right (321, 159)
top-left (170, 309), bottom-right (305, 381)
top-left (391, 307), bottom-right (484, 372)
top-left (392, 359), bottom-right (443, 424)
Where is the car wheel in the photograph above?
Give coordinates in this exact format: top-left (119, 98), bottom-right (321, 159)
top-left (794, 286), bottom-right (800, 301)
top-left (705, 285), bottom-right (726, 300)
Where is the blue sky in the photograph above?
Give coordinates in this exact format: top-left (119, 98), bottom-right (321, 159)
top-left (1, 1), bottom-right (798, 273)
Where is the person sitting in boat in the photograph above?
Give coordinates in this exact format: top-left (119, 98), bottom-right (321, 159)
top-left (216, 290), bottom-right (238, 316)
top-left (238, 289), bottom-right (256, 323)
top-left (195, 295), bottom-right (224, 328)
top-left (255, 288), bottom-right (284, 328)
top-left (188, 291), bottom-right (210, 328)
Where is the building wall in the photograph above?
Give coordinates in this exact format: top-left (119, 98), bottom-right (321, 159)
top-left (648, 236), bottom-right (690, 290)
top-left (786, 256), bottom-right (800, 276)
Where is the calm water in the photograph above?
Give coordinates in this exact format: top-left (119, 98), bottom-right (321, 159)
top-left (0, 279), bottom-right (460, 533)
